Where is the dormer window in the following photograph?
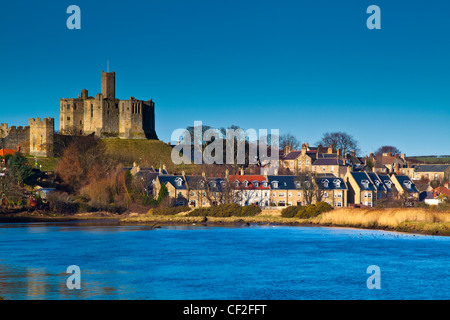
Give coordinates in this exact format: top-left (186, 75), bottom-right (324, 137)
top-left (175, 177), bottom-right (183, 187)
top-left (243, 180), bottom-right (249, 188)
top-left (210, 181), bottom-right (216, 188)
top-left (333, 179), bottom-right (341, 188)
top-left (361, 180), bottom-right (370, 189)
top-left (253, 181), bottom-right (259, 188)
top-left (404, 181), bottom-right (412, 189)
top-left (234, 180), bottom-right (240, 187)
top-left (262, 181), bottom-right (268, 188)
top-left (322, 179), bottom-right (329, 188)
top-left (374, 180), bottom-right (380, 186)
top-left (384, 180), bottom-right (392, 189)
top-left (295, 181), bottom-right (301, 189)
top-left (272, 181), bottom-right (279, 188)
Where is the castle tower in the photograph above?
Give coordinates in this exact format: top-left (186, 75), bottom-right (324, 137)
top-left (29, 117), bottom-right (54, 157)
top-left (101, 71), bottom-right (115, 99)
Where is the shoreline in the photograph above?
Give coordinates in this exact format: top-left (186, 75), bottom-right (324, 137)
top-left (1, 208), bottom-right (449, 236)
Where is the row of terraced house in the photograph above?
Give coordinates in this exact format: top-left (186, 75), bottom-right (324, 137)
top-left (128, 164), bottom-right (420, 209)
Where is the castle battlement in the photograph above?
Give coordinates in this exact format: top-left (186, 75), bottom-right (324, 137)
top-left (59, 70), bottom-right (157, 140)
top-left (29, 117), bottom-right (55, 125)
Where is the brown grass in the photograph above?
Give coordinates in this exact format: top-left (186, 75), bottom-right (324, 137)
top-left (310, 207), bottom-right (450, 235)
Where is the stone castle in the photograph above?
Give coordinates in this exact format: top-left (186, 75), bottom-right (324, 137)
top-left (0, 70), bottom-right (157, 158)
top-left (60, 71), bottom-right (157, 139)
top-left (0, 118), bottom-right (54, 157)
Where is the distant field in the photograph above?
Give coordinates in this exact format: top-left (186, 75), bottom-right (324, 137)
top-left (408, 157), bottom-right (450, 164)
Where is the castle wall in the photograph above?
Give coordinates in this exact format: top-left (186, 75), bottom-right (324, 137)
top-left (0, 125), bottom-right (30, 154)
top-left (82, 95), bottom-right (104, 135)
top-left (29, 117), bottom-right (54, 157)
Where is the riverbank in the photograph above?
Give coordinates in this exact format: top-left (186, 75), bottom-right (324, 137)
top-left (1, 208), bottom-right (449, 236)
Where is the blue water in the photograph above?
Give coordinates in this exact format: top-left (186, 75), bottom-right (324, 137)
top-left (0, 222), bottom-right (449, 300)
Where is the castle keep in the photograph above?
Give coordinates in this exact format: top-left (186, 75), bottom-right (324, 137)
top-left (60, 71), bottom-right (158, 139)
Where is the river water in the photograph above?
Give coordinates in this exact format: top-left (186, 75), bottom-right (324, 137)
top-left (0, 222), bottom-right (448, 300)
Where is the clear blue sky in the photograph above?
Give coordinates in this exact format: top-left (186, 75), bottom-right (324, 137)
top-left (1, 0), bottom-right (449, 156)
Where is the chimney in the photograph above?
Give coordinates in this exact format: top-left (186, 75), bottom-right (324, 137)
top-left (274, 168), bottom-right (278, 176)
top-left (301, 143), bottom-right (307, 155)
top-left (328, 145), bottom-right (333, 154)
top-left (351, 150), bottom-right (356, 157)
top-left (401, 153), bottom-right (406, 160)
top-left (182, 170), bottom-right (186, 178)
top-left (337, 148), bottom-right (341, 158)
top-left (225, 168), bottom-right (229, 179)
top-left (284, 145), bottom-right (292, 155)
top-left (240, 168), bottom-right (244, 175)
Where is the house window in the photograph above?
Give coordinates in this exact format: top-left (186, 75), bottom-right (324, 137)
top-left (190, 191), bottom-right (195, 197)
top-left (331, 166), bottom-right (334, 172)
top-left (279, 192), bottom-right (285, 197)
top-left (67, 117), bottom-right (70, 121)
top-left (337, 202), bottom-right (342, 207)
top-left (297, 192), bottom-right (301, 197)
top-left (322, 167), bottom-right (326, 172)
top-left (335, 192), bottom-right (342, 198)
top-left (324, 192), bottom-right (328, 198)
top-left (178, 191), bottom-right (183, 197)
top-left (272, 192), bottom-right (276, 197)
top-left (288, 193), bottom-right (292, 197)
top-left (368, 193), bottom-right (372, 198)
top-left (364, 193), bottom-right (368, 198)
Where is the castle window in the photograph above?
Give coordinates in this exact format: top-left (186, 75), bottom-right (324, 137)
top-left (67, 104), bottom-right (70, 110)
top-left (67, 117), bottom-right (71, 121)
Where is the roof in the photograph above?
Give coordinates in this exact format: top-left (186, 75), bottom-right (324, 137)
top-left (434, 186), bottom-right (450, 197)
top-left (415, 165), bottom-right (450, 172)
top-left (316, 177), bottom-right (347, 190)
top-left (282, 151), bottom-right (302, 160)
top-left (394, 175), bottom-right (419, 193)
top-left (366, 172), bottom-right (387, 192)
top-left (0, 149), bottom-right (16, 156)
top-left (312, 158), bottom-right (345, 166)
top-left (267, 175), bottom-right (298, 190)
top-left (350, 172), bottom-right (376, 191)
top-left (229, 175), bottom-right (269, 190)
top-left (158, 175), bottom-right (187, 189)
top-left (377, 174), bottom-right (395, 191)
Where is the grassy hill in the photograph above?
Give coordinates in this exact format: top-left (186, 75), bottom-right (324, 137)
top-left (103, 139), bottom-right (195, 173)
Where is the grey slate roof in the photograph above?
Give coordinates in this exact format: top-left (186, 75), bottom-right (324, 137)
top-left (350, 172), bottom-right (376, 191)
top-left (267, 175), bottom-right (298, 189)
top-left (158, 175), bottom-right (187, 189)
top-left (395, 175), bottom-right (419, 193)
top-left (367, 172), bottom-right (387, 192)
top-left (377, 174), bottom-right (395, 191)
top-left (415, 165), bottom-right (450, 172)
top-left (316, 177), bottom-right (347, 190)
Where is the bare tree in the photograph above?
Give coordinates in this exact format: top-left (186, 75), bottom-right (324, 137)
top-left (317, 131), bottom-right (360, 156)
top-left (374, 145), bottom-right (402, 156)
top-left (280, 132), bottom-right (301, 150)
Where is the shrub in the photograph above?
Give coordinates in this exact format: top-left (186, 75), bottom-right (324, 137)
top-left (239, 204), bottom-right (262, 217)
top-left (281, 205), bottom-right (302, 218)
top-left (295, 202), bottom-right (334, 219)
top-left (47, 191), bottom-right (79, 214)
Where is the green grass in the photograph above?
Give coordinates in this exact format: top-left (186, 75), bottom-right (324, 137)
top-left (103, 139), bottom-right (195, 173)
top-left (408, 157), bottom-right (450, 164)
top-left (26, 156), bottom-right (58, 172)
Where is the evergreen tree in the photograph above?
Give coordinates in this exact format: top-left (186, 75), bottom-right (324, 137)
top-left (157, 183), bottom-right (169, 204)
top-left (8, 152), bottom-right (32, 186)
